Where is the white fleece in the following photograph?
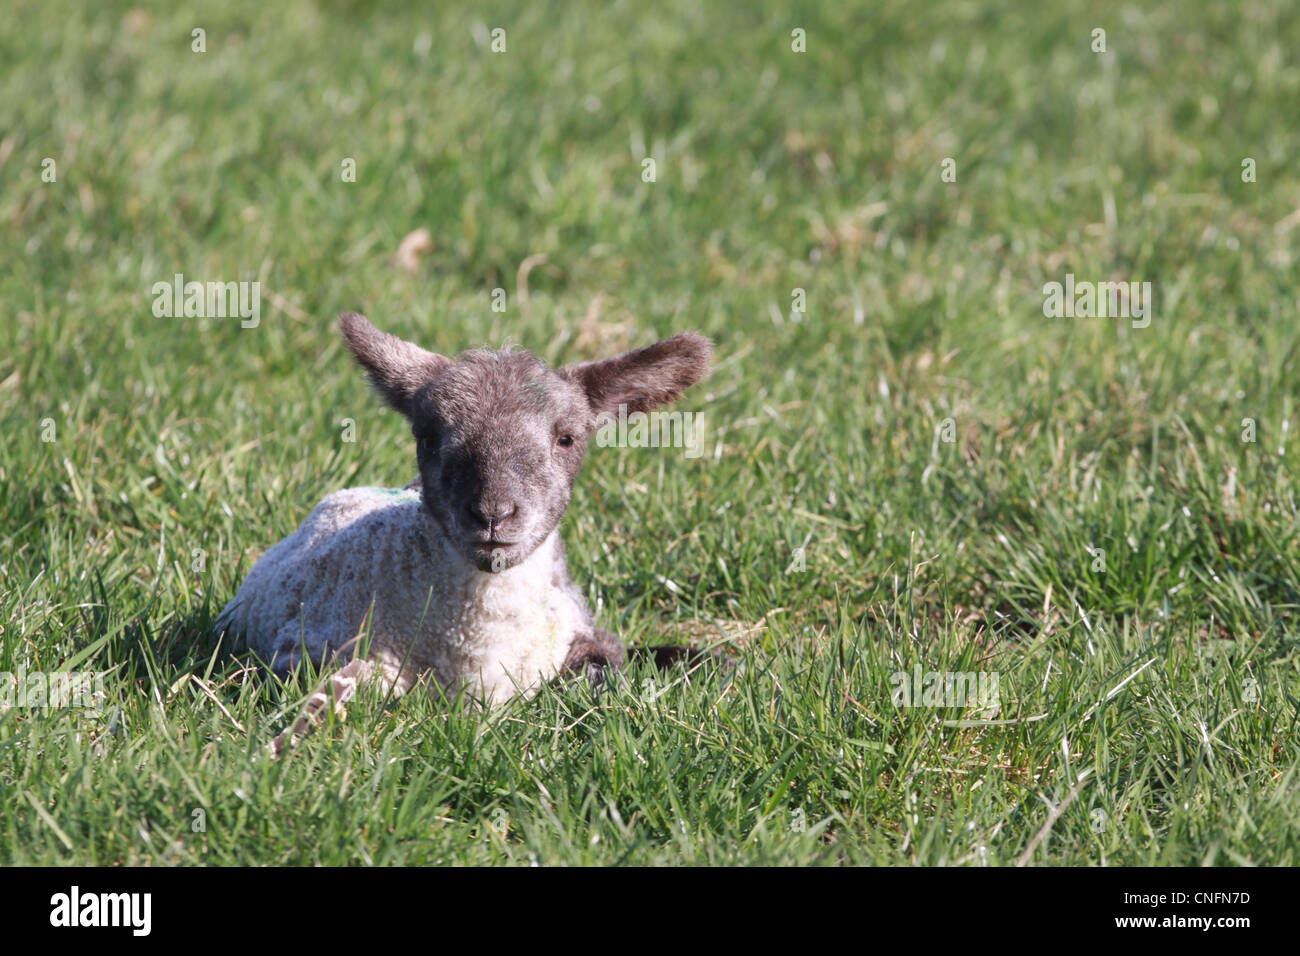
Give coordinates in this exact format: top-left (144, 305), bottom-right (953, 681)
top-left (215, 486), bottom-right (585, 704)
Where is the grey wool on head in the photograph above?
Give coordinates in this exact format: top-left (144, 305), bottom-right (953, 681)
top-left (215, 312), bottom-right (712, 753)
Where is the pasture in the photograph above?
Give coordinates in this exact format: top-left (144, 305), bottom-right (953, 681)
top-left (1, 0), bottom-right (1298, 865)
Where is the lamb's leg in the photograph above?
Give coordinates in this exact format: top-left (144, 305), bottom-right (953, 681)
top-left (627, 644), bottom-right (735, 669)
top-left (561, 628), bottom-right (626, 684)
top-left (562, 630), bottom-right (734, 685)
top-left (271, 657), bottom-right (407, 758)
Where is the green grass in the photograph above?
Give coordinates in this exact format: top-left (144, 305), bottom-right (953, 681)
top-left (2, 0), bottom-right (1299, 865)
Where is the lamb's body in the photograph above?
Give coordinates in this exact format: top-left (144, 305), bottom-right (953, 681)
top-left (216, 486), bottom-right (590, 704)
top-left (216, 312), bottom-right (710, 753)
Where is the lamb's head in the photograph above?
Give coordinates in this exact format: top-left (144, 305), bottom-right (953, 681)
top-left (339, 312), bottom-right (712, 572)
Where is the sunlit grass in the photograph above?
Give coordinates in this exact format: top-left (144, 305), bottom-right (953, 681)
top-left (1, 0), bottom-right (1298, 864)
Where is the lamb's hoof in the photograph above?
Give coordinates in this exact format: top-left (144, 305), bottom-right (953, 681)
top-left (707, 647), bottom-right (742, 673)
top-left (269, 723), bottom-right (310, 759)
top-left (640, 644), bottom-right (738, 672)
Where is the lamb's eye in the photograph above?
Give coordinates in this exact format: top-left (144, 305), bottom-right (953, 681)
top-left (557, 435), bottom-right (574, 448)
top-left (418, 434), bottom-right (438, 452)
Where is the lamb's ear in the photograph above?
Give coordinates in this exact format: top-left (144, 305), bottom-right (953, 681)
top-left (339, 312), bottom-right (451, 418)
top-left (563, 333), bottom-right (713, 419)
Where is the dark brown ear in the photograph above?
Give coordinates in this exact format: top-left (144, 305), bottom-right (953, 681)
top-left (562, 333), bottom-right (713, 419)
top-left (339, 312), bottom-right (451, 418)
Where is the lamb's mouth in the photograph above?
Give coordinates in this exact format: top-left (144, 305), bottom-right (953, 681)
top-left (468, 539), bottom-right (521, 571)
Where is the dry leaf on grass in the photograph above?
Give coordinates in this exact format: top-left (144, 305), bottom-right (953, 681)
top-left (394, 228), bottom-right (433, 273)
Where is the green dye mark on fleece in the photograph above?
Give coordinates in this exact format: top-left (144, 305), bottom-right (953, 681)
top-left (358, 486), bottom-right (421, 502)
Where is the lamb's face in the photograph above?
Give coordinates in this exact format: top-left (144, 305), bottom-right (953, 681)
top-left (338, 311), bottom-right (712, 574)
top-left (410, 352), bottom-right (592, 572)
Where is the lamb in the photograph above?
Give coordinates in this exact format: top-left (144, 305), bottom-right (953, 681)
top-left (215, 312), bottom-right (713, 753)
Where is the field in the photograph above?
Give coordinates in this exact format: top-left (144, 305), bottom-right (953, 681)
top-left (2, 0), bottom-right (1299, 865)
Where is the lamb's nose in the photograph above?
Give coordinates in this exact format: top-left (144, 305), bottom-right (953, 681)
top-left (468, 501), bottom-right (516, 527)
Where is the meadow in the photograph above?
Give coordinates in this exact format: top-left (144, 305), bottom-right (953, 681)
top-left (1, 0), bottom-right (1298, 865)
